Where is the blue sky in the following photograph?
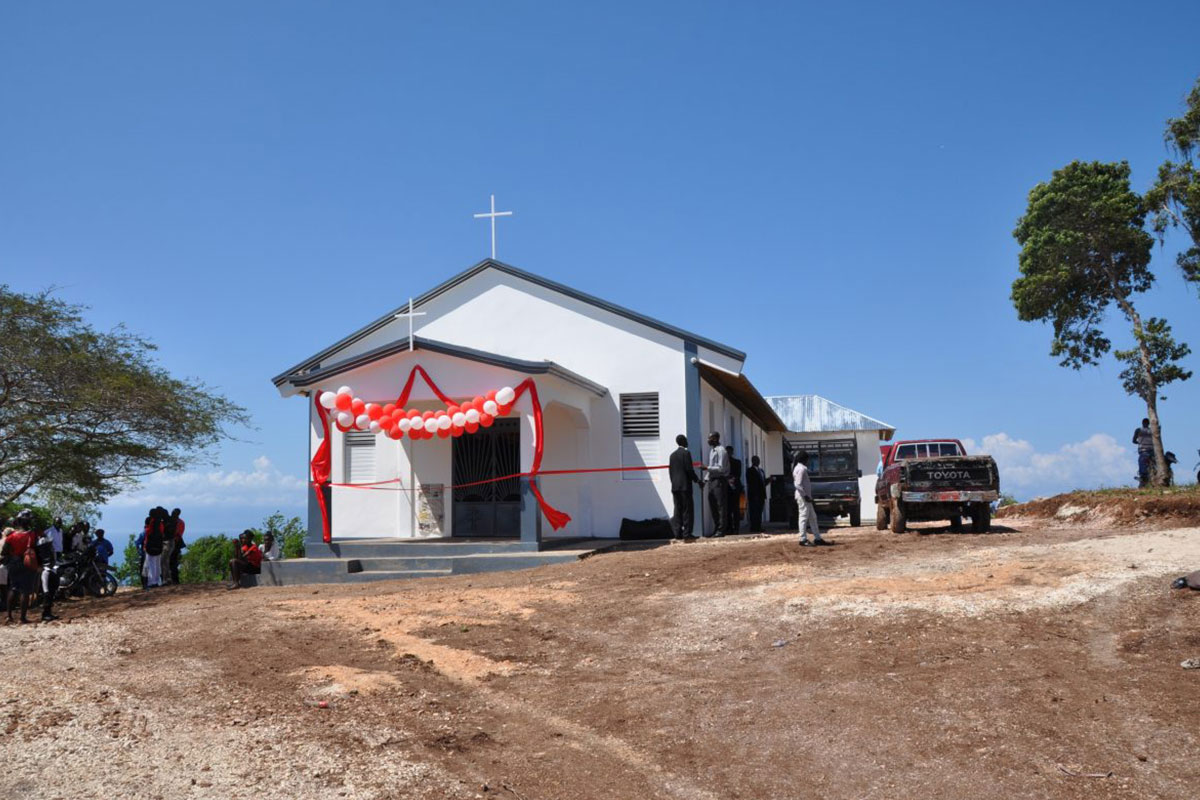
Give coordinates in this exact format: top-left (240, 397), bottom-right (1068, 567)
top-left (2, 1), bottom-right (1199, 537)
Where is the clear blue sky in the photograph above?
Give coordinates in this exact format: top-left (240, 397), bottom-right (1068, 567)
top-left (3, 1), bottom-right (1199, 537)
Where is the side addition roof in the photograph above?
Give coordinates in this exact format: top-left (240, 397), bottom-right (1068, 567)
top-left (279, 335), bottom-right (608, 397)
top-left (272, 258), bottom-right (745, 386)
top-left (697, 363), bottom-right (788, 432)
top-left (765, 395), bottom-right (895, 436)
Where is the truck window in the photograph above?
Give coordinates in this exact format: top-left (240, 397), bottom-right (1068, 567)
top-left (939, 442), bottom-right (961, 456)
top-left (895, 444), bottom-right (917, 460)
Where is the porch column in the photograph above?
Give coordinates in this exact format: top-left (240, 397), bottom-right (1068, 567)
top-left (685, 343), bottom-right (704, 534)
top-left (519, 476), bottom-right (543, 548)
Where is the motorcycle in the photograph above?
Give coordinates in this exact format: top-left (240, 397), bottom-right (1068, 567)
top-left (55, 543), bottom-right (118, 599)
top-left (1137, 451), bottom-right (1179, 488)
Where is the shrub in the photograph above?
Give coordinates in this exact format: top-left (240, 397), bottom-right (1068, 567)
top-left (179, 534), bottom-right (234, 584)
top-left (115, 536), bottom-right (142, 585)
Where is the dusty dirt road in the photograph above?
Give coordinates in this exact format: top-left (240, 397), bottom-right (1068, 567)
top-left (3, 519), bottom-right (1200, 800)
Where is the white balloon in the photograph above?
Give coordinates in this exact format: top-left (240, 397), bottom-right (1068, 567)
top-left (336, 411), bottom-right (354, 427)
top-left (465, 408), bottom-right (480, 424)
top-left (356, 414), bottom-right (371, 429)
top-left (483, 400), bottom-right (499, 416)
top-left (424, 418), bottom-right (439, 433)
top-left (337, 386), bottom-right (352, 396)
top-left (496, 386), bottom-right (515, 405)
top-left (437, 414), bottom-right (452, 431)
top-left (369, 421), bottom-right (382, 433)
top-left (451, 412), bottom-right (467, 428)
top-left (398, 418), bottom-right (411, 433)
top-left (319, 391), bottom-right (337, 409)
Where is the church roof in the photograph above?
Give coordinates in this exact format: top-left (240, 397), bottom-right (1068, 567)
top-left (279, 335), bottom-right (608, 396)
top-left (272, 258), bottom-right (746, 387)
top-left (765, 395), bottom-right (895, 435)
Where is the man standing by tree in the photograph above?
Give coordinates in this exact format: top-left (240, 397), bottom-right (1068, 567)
top-left (1133, 418), bottom-right (1155, 486)
top-left (1013, 161), bottom-right (1191, 487)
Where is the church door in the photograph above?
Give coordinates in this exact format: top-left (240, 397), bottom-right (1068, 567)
top-left (452, 418), bottom-right (521, 537)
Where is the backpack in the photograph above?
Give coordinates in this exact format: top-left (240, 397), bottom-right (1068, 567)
top-left (145, 521), bottom-right (164, 556)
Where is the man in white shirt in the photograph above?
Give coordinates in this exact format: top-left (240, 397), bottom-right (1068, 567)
top-left (792, 451), bottom-right (827, 547)
top-left (47, 517), bottom-right (64, 557)
top-left (262, 532), bottom-right (282, 562)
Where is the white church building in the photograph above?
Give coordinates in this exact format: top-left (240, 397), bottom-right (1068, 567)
top-left (272, 258), bottom-right (790, 547)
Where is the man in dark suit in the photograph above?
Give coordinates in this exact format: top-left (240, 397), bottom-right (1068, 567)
top-left (726, 446), bottom-right (743, 535)
top-left (746, 455), bottom-right (767, 532)
top-left (668, 435), bottom-right (701, 540)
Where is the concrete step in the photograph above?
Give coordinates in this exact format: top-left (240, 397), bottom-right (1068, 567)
top-left (314, 539), bottom-right (538, 558)
top-left (347, 569), bottom-right (452, 582)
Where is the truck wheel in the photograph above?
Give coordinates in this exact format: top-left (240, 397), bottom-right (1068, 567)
top-left (949, 516), bottom-right (963, 533)
top-left (850, 506), bottom-right (861, 527)
top-left (971, 503), bottom-right (991, 533)
top-left (889, 500), bottom-right (906, 534)
top-left (875, 503), bottom-right (888, 531)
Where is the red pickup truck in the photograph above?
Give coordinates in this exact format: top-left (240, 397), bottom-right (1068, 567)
top-left (875, 439), bottom-right (1000, 533)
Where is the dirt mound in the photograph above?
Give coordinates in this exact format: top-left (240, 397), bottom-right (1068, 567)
top-left (999, 484), bottom-right (1200, 528)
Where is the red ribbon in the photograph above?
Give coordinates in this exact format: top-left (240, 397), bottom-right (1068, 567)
top-left (308, 366), bottom-right (572, 542)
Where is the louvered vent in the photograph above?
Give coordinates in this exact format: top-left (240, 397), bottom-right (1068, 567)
top-left (344, 431), bottom-right (377, 484)
top-left (620, 393), bottom-right (660, 437)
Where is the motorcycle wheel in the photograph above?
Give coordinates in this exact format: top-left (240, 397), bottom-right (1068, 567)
top-left (84, 572), bottom-right (103, 598)
top-left (102, 573), bottom-right (119, 597)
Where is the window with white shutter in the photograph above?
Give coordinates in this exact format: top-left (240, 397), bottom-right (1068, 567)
top-left (620, 393), bottom-right (660, 480)
top-left (344, 431), bottom-right (377, 484)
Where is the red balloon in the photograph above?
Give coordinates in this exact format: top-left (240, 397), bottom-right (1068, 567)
top-left (351, 398), bottom-right (366, 415)
top-left (367, 403), bottom-right (383, 420)
top-left (451, 426), bottom-right (464, 438)
top-left (382, 403), bottom-right (396, 417)
top-left (471, 395), bottom-right (485, 409)
top-left (446, 404), bottom-right (460, 416)
top-left (486, 389), bottom-right (498, 403)
top-left (479, 412), bottom-right (495, 427)
top-left (437, 427), bottom-right (451, 439)
top-left (422, 410), bottom-right (435, 420)
top-left (497, 403), bottom-right (513, 416)
top-left (335, 394), bottom-right (353, 411)
top-left (388, 427), bottom-right (402, 440)
top-left (465, 421), bottom-right (479, 434)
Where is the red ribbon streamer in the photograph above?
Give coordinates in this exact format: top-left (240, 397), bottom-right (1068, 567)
top-left (308, 366), bottom-right (573, 542)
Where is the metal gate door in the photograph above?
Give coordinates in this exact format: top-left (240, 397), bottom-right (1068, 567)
top-left (451, 418), bottom-right (521, 537)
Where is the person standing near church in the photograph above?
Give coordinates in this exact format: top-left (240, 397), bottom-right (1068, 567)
top-left (669, 435), bottom-right (701, 541)
top-left (166, 508), bottom-right (185, 585)
top-left (746, 455), bottom-right (767, 532)
top-left (704, 432), bottom-right (730, 537)
top-left (47, 517), bottom-right (64, 559)
top-left (726, 446), bottom-right (743, 535)
top-left (793, 451), bottom-right (827, 547)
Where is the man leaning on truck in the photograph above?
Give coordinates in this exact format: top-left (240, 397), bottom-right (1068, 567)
top-left (792, 451), bottom-right (828, 547)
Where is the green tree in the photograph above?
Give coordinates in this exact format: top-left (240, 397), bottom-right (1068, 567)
top-left (0, 286), bottom-right (249, 508)
top-left (115, 536), bottom-right (142, 585)
top-left (1012, 161), bottom-right (1191, 486)
top-left (1147, 76), bottom-right (1200, 288)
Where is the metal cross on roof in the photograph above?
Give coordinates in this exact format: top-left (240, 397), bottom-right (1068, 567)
top-left (394, 298), bottom-right (427, 351)
top-left (473, 193), bottom-right (513, 259)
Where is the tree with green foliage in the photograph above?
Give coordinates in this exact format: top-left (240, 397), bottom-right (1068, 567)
top-left (0, 286), bottom-right (249, 508)
top-left (1147, 76), bottom-right (1200, 289)
top-left (115, 536), bottom-right (142, 585)
top-left (178, 534), bottom-right (235, 584)
top-left (1012, 161), bottom-right (1191, 487)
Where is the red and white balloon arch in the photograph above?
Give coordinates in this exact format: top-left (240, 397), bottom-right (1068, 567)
top-left (317, 384), bottom-right (518, 440)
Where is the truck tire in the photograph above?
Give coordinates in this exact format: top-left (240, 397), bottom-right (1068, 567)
top-left (875, 503), bottom-right (888, 531)
top-left (971, 503), bottom-right (991, 533)
top-left (850, 505), bottom-right (861, 527)
top-left (949, 516), bottom-right (963, 533)
top-left (889, 500), bottom-right (906, 534)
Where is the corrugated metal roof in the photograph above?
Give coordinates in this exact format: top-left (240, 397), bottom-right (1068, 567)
top-left (765, 395), bottom-right (894, 434)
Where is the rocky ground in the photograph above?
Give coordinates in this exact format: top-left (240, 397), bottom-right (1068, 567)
top-left (3, 516), bottom-right (1200, 799)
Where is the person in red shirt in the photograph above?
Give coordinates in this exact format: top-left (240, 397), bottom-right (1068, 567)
top-left (227, 530), bottom-right (262, 590)
top-left (3, 510), bottom-right (39, 624)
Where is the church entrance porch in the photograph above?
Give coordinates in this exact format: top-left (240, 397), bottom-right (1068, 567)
top-left (451, 418), bottom-right (521, 537)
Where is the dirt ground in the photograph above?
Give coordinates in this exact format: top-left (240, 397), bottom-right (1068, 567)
top-left (4, 517), bottom-right (1200, 800)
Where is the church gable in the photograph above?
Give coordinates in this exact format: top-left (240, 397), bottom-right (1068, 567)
top-left (273, 259), bottom-right (745, 387)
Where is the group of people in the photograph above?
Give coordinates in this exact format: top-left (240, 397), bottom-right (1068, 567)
top-left (0, 511), bottom-right (114, 624)
top-left (227, 529), bottom-right (280, 590)
top-left (668, 430), bottom-right (824, 546)
top-left (134, 507), bottom-right (186, 588)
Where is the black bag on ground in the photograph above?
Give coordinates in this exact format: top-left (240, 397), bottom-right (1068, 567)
top-left (618, 518), bottom-right (674, 540)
